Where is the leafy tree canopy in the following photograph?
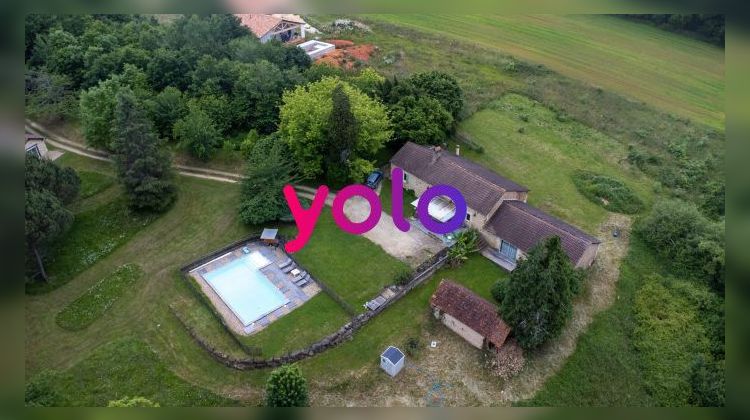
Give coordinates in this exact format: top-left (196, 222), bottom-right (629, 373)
top-left (279, 76), bottom-right (392, 180)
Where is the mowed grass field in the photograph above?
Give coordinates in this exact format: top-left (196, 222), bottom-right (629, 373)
top-left (365, 14), bottom-right (724, 129)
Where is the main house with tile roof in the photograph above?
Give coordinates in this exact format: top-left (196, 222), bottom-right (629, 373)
top-left (390, 142), bottom-right (601, 270)
top-left (235, 14), bottom-right (307, 43)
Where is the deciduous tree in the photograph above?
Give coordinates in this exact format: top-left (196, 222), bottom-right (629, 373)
top-left (279, 77), bottom-right (391, 180)
top-left (172, 104), bottom-right (222, 161)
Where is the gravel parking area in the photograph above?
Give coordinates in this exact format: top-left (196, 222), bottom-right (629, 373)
top-left (342, 196), bottom-right (445, 267)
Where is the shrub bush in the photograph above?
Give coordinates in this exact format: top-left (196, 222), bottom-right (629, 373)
top-left (490, 279), bottom-right (507, 303)
top-left (25, 370), bottom-right (60, 407)
top-left (634, 275), bottom-right (712, 406)
top-left (265, 364), bottom-right (309, 407)
top-left (689, 355), bottom-right (725, 407)
top-left (404, 337), bottom-right (422, 357)
top-left (635, 199), bottom-right (724, 292)
top-left (572, 170), bottom-right (644, 214)
top-left (394, 270), bottom-right (412, 286)
top-left (447, 229), bottom-right (479, 267)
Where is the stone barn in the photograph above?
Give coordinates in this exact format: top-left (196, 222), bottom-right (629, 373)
top-left (430, 280), bottom-right (511, 350)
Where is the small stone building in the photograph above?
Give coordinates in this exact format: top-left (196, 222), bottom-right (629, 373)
top-left (430, 280), bottom-right (511, 350)
top-left (380, 346), bottom-right (405, 377)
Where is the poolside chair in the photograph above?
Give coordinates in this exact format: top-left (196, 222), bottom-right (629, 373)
top-left (294, 277), bottom-right (308, 287)
top-left (293, 270), bottom-right (307, 282)
top-left (282, 263), bottom-right (296, 274)
top-left (277, 258), bottom-right (292, 269)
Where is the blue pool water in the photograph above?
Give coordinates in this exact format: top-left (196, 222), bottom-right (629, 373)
top-left (203, 253), bottom-right (289, 326)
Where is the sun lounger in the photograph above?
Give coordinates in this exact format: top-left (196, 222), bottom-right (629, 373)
top-left (277, 258), bottom-right (292, 269)
top-left (282, 263), bottom-right (296, 274)
top-left (294, 277), bottom-right (308, 287)
top-left (293, 270), bottom-right (307, 282)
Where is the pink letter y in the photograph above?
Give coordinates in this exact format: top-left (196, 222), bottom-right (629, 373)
top-left (283, 184), bottom-right (329, 253)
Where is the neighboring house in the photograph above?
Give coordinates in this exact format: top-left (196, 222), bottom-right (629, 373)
top-left (235, 14), bottom-right (307, 43)
top-left (390, 141), bottom-right (600, 270)
top-left (25, 133), bottom-right (49, 159)
top-left (430, 280), bottom-right (511, 350)
top-left (380, 346), bottom-right (405, 377)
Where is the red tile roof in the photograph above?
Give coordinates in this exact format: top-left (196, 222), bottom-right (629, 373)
top-left (390, 142), bottom-right (528, 215)
top-left (487, 200), bottom-right (600, 264)
top-left (430, 280), bottom-right (511, 348)
top-left (235, 14), bottom-right (304, 38)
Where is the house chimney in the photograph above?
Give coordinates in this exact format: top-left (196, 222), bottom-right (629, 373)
top-left (455, 144), bottom-right (460, 156)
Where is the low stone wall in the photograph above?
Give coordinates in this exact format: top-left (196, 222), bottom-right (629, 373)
top-left (176, 239), bottom-right (452, 370)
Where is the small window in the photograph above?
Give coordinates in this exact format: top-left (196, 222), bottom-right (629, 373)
top-left (466, 213), bottom-right (471, 221)
top-left (403, 172), bottom-right (409, 182)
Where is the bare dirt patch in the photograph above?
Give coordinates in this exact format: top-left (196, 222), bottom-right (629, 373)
top-left (315, 41), bottom-right (377, 69)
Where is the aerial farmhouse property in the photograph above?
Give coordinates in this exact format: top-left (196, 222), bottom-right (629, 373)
top-left (391, 142), bottom-right (601, 270)
top-left (430, 280), bottom-right (512, 349)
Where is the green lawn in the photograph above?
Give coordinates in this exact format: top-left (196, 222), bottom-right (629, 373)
top-left (77, 170), bottom-right (115, 199)
top-left (29, 197), bottom-right (157, 294)
top-left (25, 155), bottom-right (263, 397)
top-left (56, 264), bottom-right (143, 331)
top-left (26, 338), bottom-right (239, 407)
top-left (240, 293), bottom-right (351, 357)
top-left (298, 253), bottom-right (506, 378)
top-left (365, 14), bottom-right (725, 129)
top-left (455, 93), bottom-right (654, 232)
top-left (280, 211), bottom-right (410, 312)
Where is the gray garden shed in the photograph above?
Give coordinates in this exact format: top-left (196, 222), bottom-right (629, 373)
top-left (380, 346), bottom-right (405, 377)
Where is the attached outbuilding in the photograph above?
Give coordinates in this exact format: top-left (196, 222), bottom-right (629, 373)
top-left (380, 346), bottom-right (405, 377)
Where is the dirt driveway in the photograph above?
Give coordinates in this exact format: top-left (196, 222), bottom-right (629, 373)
top-left (343, 196), bottom-right (445, 267)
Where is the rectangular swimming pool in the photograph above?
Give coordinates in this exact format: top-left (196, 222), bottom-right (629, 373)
top-left (202, 252), bottom-right (288, 326)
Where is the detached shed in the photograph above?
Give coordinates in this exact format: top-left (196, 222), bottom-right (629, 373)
top-left (380, 346), bottom-right (405, 377)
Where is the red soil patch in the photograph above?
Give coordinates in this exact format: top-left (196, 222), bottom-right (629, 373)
top-left (314, 42), bottom-right (376, 69)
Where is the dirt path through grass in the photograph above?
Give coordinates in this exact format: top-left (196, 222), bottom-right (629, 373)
top-left (499, 213), bottom-right (632, 403)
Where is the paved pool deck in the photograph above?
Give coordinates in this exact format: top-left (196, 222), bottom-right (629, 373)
top-left (188, 242), bottom-right (320, 336)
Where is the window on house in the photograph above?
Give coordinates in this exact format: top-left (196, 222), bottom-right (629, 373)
top-left (403, 172), bottom-right (409, 182)
top-left (499, 240), bottom-right (518, 260)
top-left (466, 213), bottom-right (471, 221)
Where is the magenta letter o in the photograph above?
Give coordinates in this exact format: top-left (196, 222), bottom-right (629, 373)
top-left (331, 185), bottom-right (382, 234)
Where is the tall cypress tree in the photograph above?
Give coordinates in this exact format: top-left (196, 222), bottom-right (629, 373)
top-left (326, 83), bottom-right (358, 186)
top-left (111, 89), bottom-right (176, 212)
top-left (499, 236), bottom-right (584, 350)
